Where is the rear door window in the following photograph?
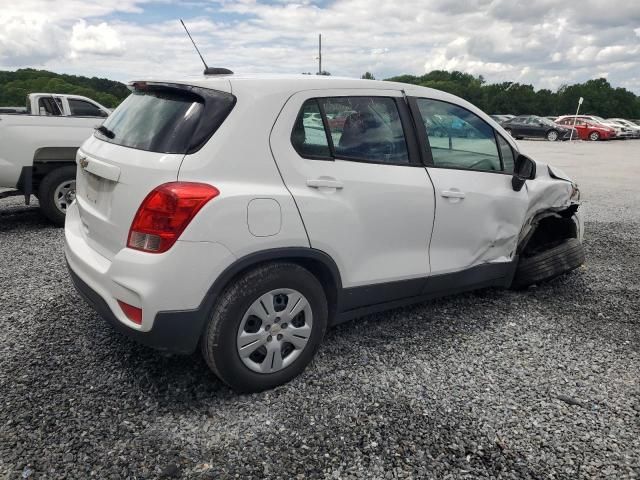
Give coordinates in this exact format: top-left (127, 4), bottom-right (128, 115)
top-left (95, 85), bottom-right (235, 154)
top-left (38, 97), bottom-right (63, 116)
top-left (321, 97), bottom-right (409, 164)
top-left (69, 98), bottom-right (106, 117)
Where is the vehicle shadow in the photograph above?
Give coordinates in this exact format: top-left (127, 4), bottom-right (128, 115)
top-left (0, 200), bottom-right (50, 233)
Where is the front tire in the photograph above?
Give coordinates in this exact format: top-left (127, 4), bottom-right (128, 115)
top-left (201, 263), bottom-right (328, 392)
top-left (512, 238), bottom-right (585, 289)
top-left (589, 131), bottom-right (600, 141)
top-left (38, 166), bottom-right (77, 227)
top-left (546, 129), bottom-right (559, 141)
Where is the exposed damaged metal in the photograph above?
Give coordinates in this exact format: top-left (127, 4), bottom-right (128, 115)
top-left (517, 162), bottom-right (583, 258)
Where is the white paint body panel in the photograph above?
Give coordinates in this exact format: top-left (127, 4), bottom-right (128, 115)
top-left (0, 114), bottom-right (101, 188)
top-left (270, 89), bottom-right (436, 287)
top-left (427, 169), bottom-right (529, 274)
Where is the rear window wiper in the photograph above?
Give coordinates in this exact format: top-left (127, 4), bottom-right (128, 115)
top-left (95, 125), bottom-right (115, 139)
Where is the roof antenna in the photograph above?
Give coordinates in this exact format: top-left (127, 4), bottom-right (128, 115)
top-left (180, 19), bottom-right (233, 75)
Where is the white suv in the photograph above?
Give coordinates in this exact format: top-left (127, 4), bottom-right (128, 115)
top-left (65, 74), bottom-right (585, 392)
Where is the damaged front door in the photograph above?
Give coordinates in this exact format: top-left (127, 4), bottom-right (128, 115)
top-left (411, 97), bottom-right (529, 275)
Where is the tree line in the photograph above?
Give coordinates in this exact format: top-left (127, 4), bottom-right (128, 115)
top-left (2, 68), bottom-right (639, 119)
top-left (0, 69), bottom-right (129, 108)
top-left (384, 71), bottom-right (640, 118)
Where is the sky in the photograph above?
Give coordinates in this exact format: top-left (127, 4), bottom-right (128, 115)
top-left (1, 0), bottom-right (639, 93)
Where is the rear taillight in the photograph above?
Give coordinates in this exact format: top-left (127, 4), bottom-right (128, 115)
top-left (127, 182), bottom-right (219, 253)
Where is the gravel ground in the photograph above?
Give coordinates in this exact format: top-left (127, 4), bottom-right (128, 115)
top-left (1, 141), bottom-right (639, 479)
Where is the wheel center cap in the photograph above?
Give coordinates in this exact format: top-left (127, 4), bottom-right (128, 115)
top-left (271, 324), bottom-right (282, 334)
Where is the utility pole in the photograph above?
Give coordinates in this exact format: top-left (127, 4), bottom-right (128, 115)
top-left (318, 34), bottom-right (322, 75)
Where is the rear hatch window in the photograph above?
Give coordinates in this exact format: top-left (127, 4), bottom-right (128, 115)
top-left (94, 83), bottom-right (235, 154)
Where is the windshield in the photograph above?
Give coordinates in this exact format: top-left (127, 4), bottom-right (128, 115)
top-left (95, 85), bottom-right (235, 154)
top-left (538, 117), bottom-right (556, 126)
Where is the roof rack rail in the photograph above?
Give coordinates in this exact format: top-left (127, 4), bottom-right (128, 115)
top-left (204, 67), bottom-right (234, 75)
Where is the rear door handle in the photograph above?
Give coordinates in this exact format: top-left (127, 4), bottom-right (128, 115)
top-left (441, 190), bottom-right (466, 199)
top-left (306, 179), bottom-right (344, 189)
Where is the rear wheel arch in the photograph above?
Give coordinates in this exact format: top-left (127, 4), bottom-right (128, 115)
top-left (201, 248), bottom-right (342, 332)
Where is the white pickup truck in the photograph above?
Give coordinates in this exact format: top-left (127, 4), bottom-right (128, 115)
top-left (0, 93), bottom-right (111, 225)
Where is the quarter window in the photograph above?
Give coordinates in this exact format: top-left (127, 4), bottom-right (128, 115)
top-left (415, 98), bottom-right (502, 172)
top-left (496, 135), bottom-right (515, 173)
top-left (291, 99), bottom-right (332, 158)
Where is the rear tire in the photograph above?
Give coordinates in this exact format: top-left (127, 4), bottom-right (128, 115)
top-left (38, 166), bottom-right (77, 227)
top-left (512, 238), bottom-right (585, 289)
top-left (589, 131), bottom-right (600, 141)
top-left (201, 263), bottom-right (328, 392)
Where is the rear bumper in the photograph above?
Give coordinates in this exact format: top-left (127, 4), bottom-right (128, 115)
top-left (68, 264), bottom-right (207, 354)
top-left (64, 201), bottom-right (236, 354)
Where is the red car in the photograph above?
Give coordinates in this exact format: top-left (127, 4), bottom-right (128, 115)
top-left (555, 118), bottom-right (615, 141)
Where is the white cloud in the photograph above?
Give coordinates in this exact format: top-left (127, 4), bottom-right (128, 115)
top-left (0, 0), bottom-right (639, 93)
top-left (69, 20), bottom-right (125, 58)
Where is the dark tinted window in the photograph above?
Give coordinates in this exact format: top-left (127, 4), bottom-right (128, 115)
top-left (291, 99), bottom-right (331, 158)
top-left (38, 97), bottom-right (62, 116)
top-left (496, 135), bottom-right (515, 173)
top-left (415, 98), bottom-right (502, 172)
top-left (69, 99), bottom-right (104, 117)
top-left (95, 86), bottom-right (235, 154)
top-left (320, 97), bottom-right (409, 164)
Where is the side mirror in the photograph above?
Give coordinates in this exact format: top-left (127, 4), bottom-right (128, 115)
top-left (512, 154), bottom-right (536, 191)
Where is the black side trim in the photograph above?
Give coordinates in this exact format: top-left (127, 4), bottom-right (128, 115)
top-left (17, 166), bottom-right (33, 205)
top-left (335, 260), bottom-right (517, 324)
top-left (340, 277), bottom-right (426, 312)
top-left (68, 248), bottom-right (516, 354)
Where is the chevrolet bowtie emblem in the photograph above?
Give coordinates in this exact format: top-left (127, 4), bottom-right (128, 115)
top-left (79, 157), bottom-right (89, 169)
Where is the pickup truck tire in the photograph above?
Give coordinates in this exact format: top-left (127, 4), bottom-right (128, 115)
top-left (38, 166), bottom-right (77, 227)
top-left (512, 238), bottom-right (585, 289)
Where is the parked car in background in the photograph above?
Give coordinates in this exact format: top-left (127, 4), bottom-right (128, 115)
top-left (555, 118), bottom-right (616, 141)
top-left (0, 93), bottom-right (111, 225)
top-left (607, 119), bottom-right (640, 138)
top-left (65, 73), bottom-right (585, 392)
top-left (501, 115), bottom-right (576, 141)
top-left (556, 115), bottom-right (631, 139)
top-left (490, 114), bottom-right (513, 123)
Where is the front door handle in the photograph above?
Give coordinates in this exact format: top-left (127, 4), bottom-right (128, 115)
top-left (441, 189), bottom-right (466, 199)
top-left (307, 178), bottom-right (344, 189)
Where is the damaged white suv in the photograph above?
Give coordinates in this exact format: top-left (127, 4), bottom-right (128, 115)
top-left (65, 74), bottom-right (584, 392)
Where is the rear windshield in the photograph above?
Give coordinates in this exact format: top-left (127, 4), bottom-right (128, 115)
top-left (95, 84), bottom-right (235, 154)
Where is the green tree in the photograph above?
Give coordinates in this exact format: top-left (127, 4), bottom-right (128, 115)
top-left (0, 69), bottom-right (129, 108)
